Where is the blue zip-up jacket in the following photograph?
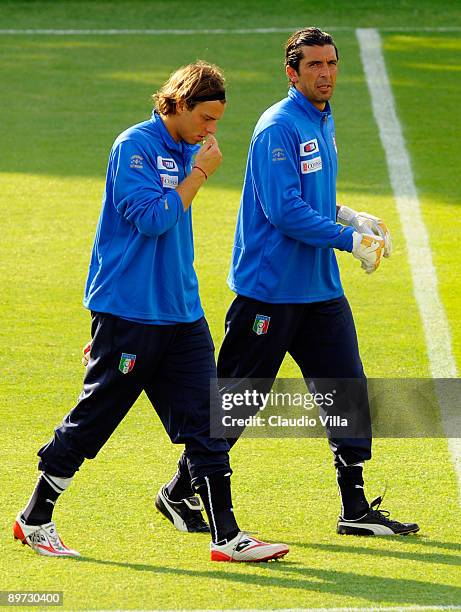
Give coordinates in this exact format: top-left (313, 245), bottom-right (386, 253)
top-left (228, 86), bottom-right (354, 303)
top-left (83, 111), bottom-right (203, 323)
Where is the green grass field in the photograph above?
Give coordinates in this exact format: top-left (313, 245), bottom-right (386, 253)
top-left (1, 1), bottom-right (460, 610)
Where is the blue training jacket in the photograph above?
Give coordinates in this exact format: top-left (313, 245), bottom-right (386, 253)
top-left (228, 86), bottom-right (355, 303)
top-left (83, 111), bottom-right (203, 323)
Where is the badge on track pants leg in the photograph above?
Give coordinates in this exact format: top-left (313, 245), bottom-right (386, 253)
top-left (119, 353), bottom-right (136, 374)
top-left (252, 315), bottom-right (270, 336)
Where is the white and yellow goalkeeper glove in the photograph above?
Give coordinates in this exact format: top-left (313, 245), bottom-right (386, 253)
top-left (338, 205), bottom-right (392, 258)
top-left (352, 231), bottom-right (385, 274)
top-left (82, 341), bottom-right (91, 367)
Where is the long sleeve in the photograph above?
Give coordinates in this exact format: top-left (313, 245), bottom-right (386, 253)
top-left (251, 125), bottom-right (353, 252)
top-left (111, 140), bottom-right (184, 237)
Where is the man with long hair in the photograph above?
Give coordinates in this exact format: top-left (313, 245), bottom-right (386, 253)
top-left (13, 62), bottom-right (289, 563)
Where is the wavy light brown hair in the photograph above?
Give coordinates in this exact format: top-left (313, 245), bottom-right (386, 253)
top-left (153, 61), bottom-right (226, 115)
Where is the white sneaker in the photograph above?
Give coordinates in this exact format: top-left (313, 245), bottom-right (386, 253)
top-left (13, 514), bottom-right (80, 557)
top-left (211, 531), bottom-right (289, 562)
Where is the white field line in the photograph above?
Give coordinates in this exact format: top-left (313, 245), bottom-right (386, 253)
top-left (356, 28), bottom-right (461, 503)
top-left (0, 27), bottom-right (460, 35)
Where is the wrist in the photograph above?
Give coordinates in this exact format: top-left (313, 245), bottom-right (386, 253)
top-left (192, 165), bottom-right (208, 180)
top-left (338, 226), bottom-right (355, 252)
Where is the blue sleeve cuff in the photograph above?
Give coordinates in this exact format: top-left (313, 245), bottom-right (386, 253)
top-left (335, 226), bottom-right (355, 252)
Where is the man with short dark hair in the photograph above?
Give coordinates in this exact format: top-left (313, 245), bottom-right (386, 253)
top-left (159, 29), bottom-right (419, 537)
top-left (13, 61), bottom-right (289, 563)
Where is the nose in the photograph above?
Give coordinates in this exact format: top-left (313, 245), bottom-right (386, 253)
top-left (319, 60), bottom-right (331, 79)
top-left (206, 121), bottom-right (217, 135)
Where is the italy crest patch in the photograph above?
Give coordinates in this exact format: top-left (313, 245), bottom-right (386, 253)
top-left (252, 314), bottom-right (270, 336)
top-left (119, 353), bottom-right (136, 374)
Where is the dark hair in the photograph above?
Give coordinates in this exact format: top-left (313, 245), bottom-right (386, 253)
top-left (153, 61), bottom-right (226, 115)
top-left (285, 27), bottom-right (338, 73)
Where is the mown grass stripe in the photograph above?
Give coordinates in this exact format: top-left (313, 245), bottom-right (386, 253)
top-left (356, 27), bottom-right (461, 504)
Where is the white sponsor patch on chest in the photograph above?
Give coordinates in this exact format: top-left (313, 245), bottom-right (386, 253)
top-left (301, 155), bottom-right (322, 174)
top-left (157, 156), bottom-right (178, 172)
top-left (300, 138), bottom-right (319, 156)
top-left (160, 173), bottom-right (179, 189)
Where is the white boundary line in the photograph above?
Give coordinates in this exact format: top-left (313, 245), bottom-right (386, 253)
top-left (356, 28), bottom-right (461, 503)
top-left (0, 27), bottom-right (460, 35)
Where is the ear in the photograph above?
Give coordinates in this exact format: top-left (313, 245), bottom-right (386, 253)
top-left (286, 65), bottom-right (298, 85)
top-left (176, 99), bottom-right (186, 114)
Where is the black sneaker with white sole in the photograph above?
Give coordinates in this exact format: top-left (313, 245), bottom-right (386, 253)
top-left (155, 485), bottom-right (210, 533)
top-left (337, 496), bottom-right (420, 536)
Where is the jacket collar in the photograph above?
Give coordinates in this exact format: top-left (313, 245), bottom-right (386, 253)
top-left (288, 86), bottom-right (332, 122)
top-left (150, 110), bottom-right (199, 159)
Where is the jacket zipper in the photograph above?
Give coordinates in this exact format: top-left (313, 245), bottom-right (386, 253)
top-left (320, 114), bottom-right (333, 169)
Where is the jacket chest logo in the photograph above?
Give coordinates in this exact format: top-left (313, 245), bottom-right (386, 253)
top-left (157, 156), bottom-right (178, 172)
top-left (300, 138), bottom-right (319, 156)
top-left (160, 174), bottom-right (179, 189)
top-left (301, 156), bottom-right (322, 174)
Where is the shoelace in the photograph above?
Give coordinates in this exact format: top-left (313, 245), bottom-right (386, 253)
top-left (214, 531), bottom-right (252, 549)
top-left (368, 495), bottom-right (398, 525)
top-left (47, 531), bottom-right (66, 550)
top-left (31, 524), bottom-right (66, 551)
top-left (232, 532), bottom-right (257, 548)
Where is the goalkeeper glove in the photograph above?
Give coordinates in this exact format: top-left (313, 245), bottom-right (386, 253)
top-left (352, 231), bottom-right (385, 274)
top-left (82, 341), bottom-right (91, 367)
top-left (338, 205), bottom-right (392, 258)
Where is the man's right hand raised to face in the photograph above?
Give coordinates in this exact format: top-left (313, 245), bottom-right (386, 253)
top-left (193, 134), bottom-right (223, 179)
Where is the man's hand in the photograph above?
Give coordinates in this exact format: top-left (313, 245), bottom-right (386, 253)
top-left (176, 135), bottom-right (223, 211)
top-left (82, 341), bottom-right (91, 367)
top-left (352, 231), bottom-right (385, 274)
top-left (338, 205), bottom-right (392, 258)
top-left (193, 135), bottom-right (222, 179)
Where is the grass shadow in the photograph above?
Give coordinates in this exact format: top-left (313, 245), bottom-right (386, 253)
top-left (73, 554), bottom-right (461, 605)
top-left (286, 538), bottom-right (461, 567)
